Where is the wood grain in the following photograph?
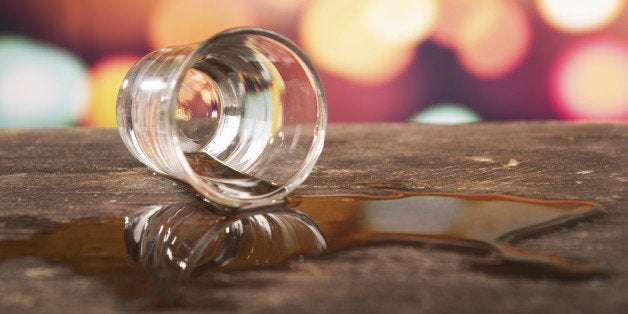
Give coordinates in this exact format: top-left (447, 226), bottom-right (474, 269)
top-left (0, 122), bottom-right (627, 313)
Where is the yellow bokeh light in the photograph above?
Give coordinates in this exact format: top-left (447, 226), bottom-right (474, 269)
top-left (432, 0), bottom-right (531, 79)
top-left (147, 0), bottom-right (256, 49)
top-left (536, 0), bottom-right (625, 33)
top-left (257, 0), bottom-right (311, 16)
top-left (85, 56), bottom-right (140, 127)
top-left (365, 0), bottom-right (439, 45)
top-left (300, 0), bottom-right (437, 84)
top-left (552, 38), bottom-right (628, 120)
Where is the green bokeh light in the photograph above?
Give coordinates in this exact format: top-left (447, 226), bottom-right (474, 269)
top-left (410, 103), bottom-right (481, 124)
top-left (0, 35), bottom-right (88, 127)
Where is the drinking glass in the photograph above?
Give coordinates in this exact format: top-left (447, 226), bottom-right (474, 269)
top-left (116, 28), bottom-right (326, 210)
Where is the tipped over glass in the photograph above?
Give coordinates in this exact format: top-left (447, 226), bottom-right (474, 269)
top-left (116, 28), bottom-right (326, 210)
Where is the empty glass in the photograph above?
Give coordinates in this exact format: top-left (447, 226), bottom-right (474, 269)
top-left (116, 28), bottom-right (326, 210)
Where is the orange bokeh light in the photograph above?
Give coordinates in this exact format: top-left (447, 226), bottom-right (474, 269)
top-left (147, 0), bottom-right (256, 49)
top-left (433, 0), bottom-right (531, 79)
top-left (255, 0), bottom-right (312, 30)
top-left (431, 0), bottom-right (476, 48)
top-left (300, 0), bottom-right (437, 84)
top-left (365, 0), bottom-right (439, 46)
top-left (84, 56), bottom-right (141, 127)
top-left (550, 37), bottom-right (628, 120)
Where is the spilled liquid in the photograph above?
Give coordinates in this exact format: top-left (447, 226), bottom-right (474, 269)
top-left (0, 216), bottom-right (160, 307)
top-left (290, 193), bottom-right (607, 277)
top-left (0, 193), bottom-right (608, 307)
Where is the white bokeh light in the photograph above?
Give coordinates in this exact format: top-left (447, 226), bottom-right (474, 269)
top-left (536, 0), bottom-right (625, 33)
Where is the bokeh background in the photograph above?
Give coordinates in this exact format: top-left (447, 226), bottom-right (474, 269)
top-left (1, 0), bottom-right (627, 128)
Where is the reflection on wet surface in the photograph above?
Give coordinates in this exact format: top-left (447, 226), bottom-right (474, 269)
top-left (124, 203), bottom-right (326, 281)
top-left (0, 192), bottom-right (609, 307)
top-left (291, 193), bottom-right (608, 278)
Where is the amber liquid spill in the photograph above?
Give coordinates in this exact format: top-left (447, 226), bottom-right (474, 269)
top-left (0, 193), bottom-right (608, 308)
top-left (290, 193), bottom-right (608, 278)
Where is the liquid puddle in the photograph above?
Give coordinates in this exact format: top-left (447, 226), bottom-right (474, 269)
top-left (0, 216), bottom-right (161, 308)
top-left (0, 193), bottom-right (608, 308)
top-left (290, 193), bottom-right (608, 278)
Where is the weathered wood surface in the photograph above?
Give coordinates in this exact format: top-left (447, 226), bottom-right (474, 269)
top-left (0, 122), bottom-right (627, 313)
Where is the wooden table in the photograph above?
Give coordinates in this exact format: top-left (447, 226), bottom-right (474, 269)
top-left (1, 122), bottom-right (626, 313)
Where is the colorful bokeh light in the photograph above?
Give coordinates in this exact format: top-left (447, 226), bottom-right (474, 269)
top-left (410, 103), bottom-right (481, 124)
top-left (550, 37), bottom-right (628, 120)
top-left (365, 0), bottom-right (439, 45)
top-left (300, 0), bottom-right (437, 84)
top-left (0, 36), bottom-right (88, 127)
top-left (434, 0), bottom-right (531, 79)
top-left (322, 71), bottom-right (423, 122)
top-left (84, 56), bottom-right (140, 127)
top-left (147, 0), bottom-right (256, 49)
top-left (254, 0), bottom-right (312, 30)
top-left (431, 0), bottom-right (473, 48)
top-left (536, 0), bottom-right (625, 33)
top-left (0, 0), bottom-right (152, 60)
top-left (1, 0), bottom-right (627, 126)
